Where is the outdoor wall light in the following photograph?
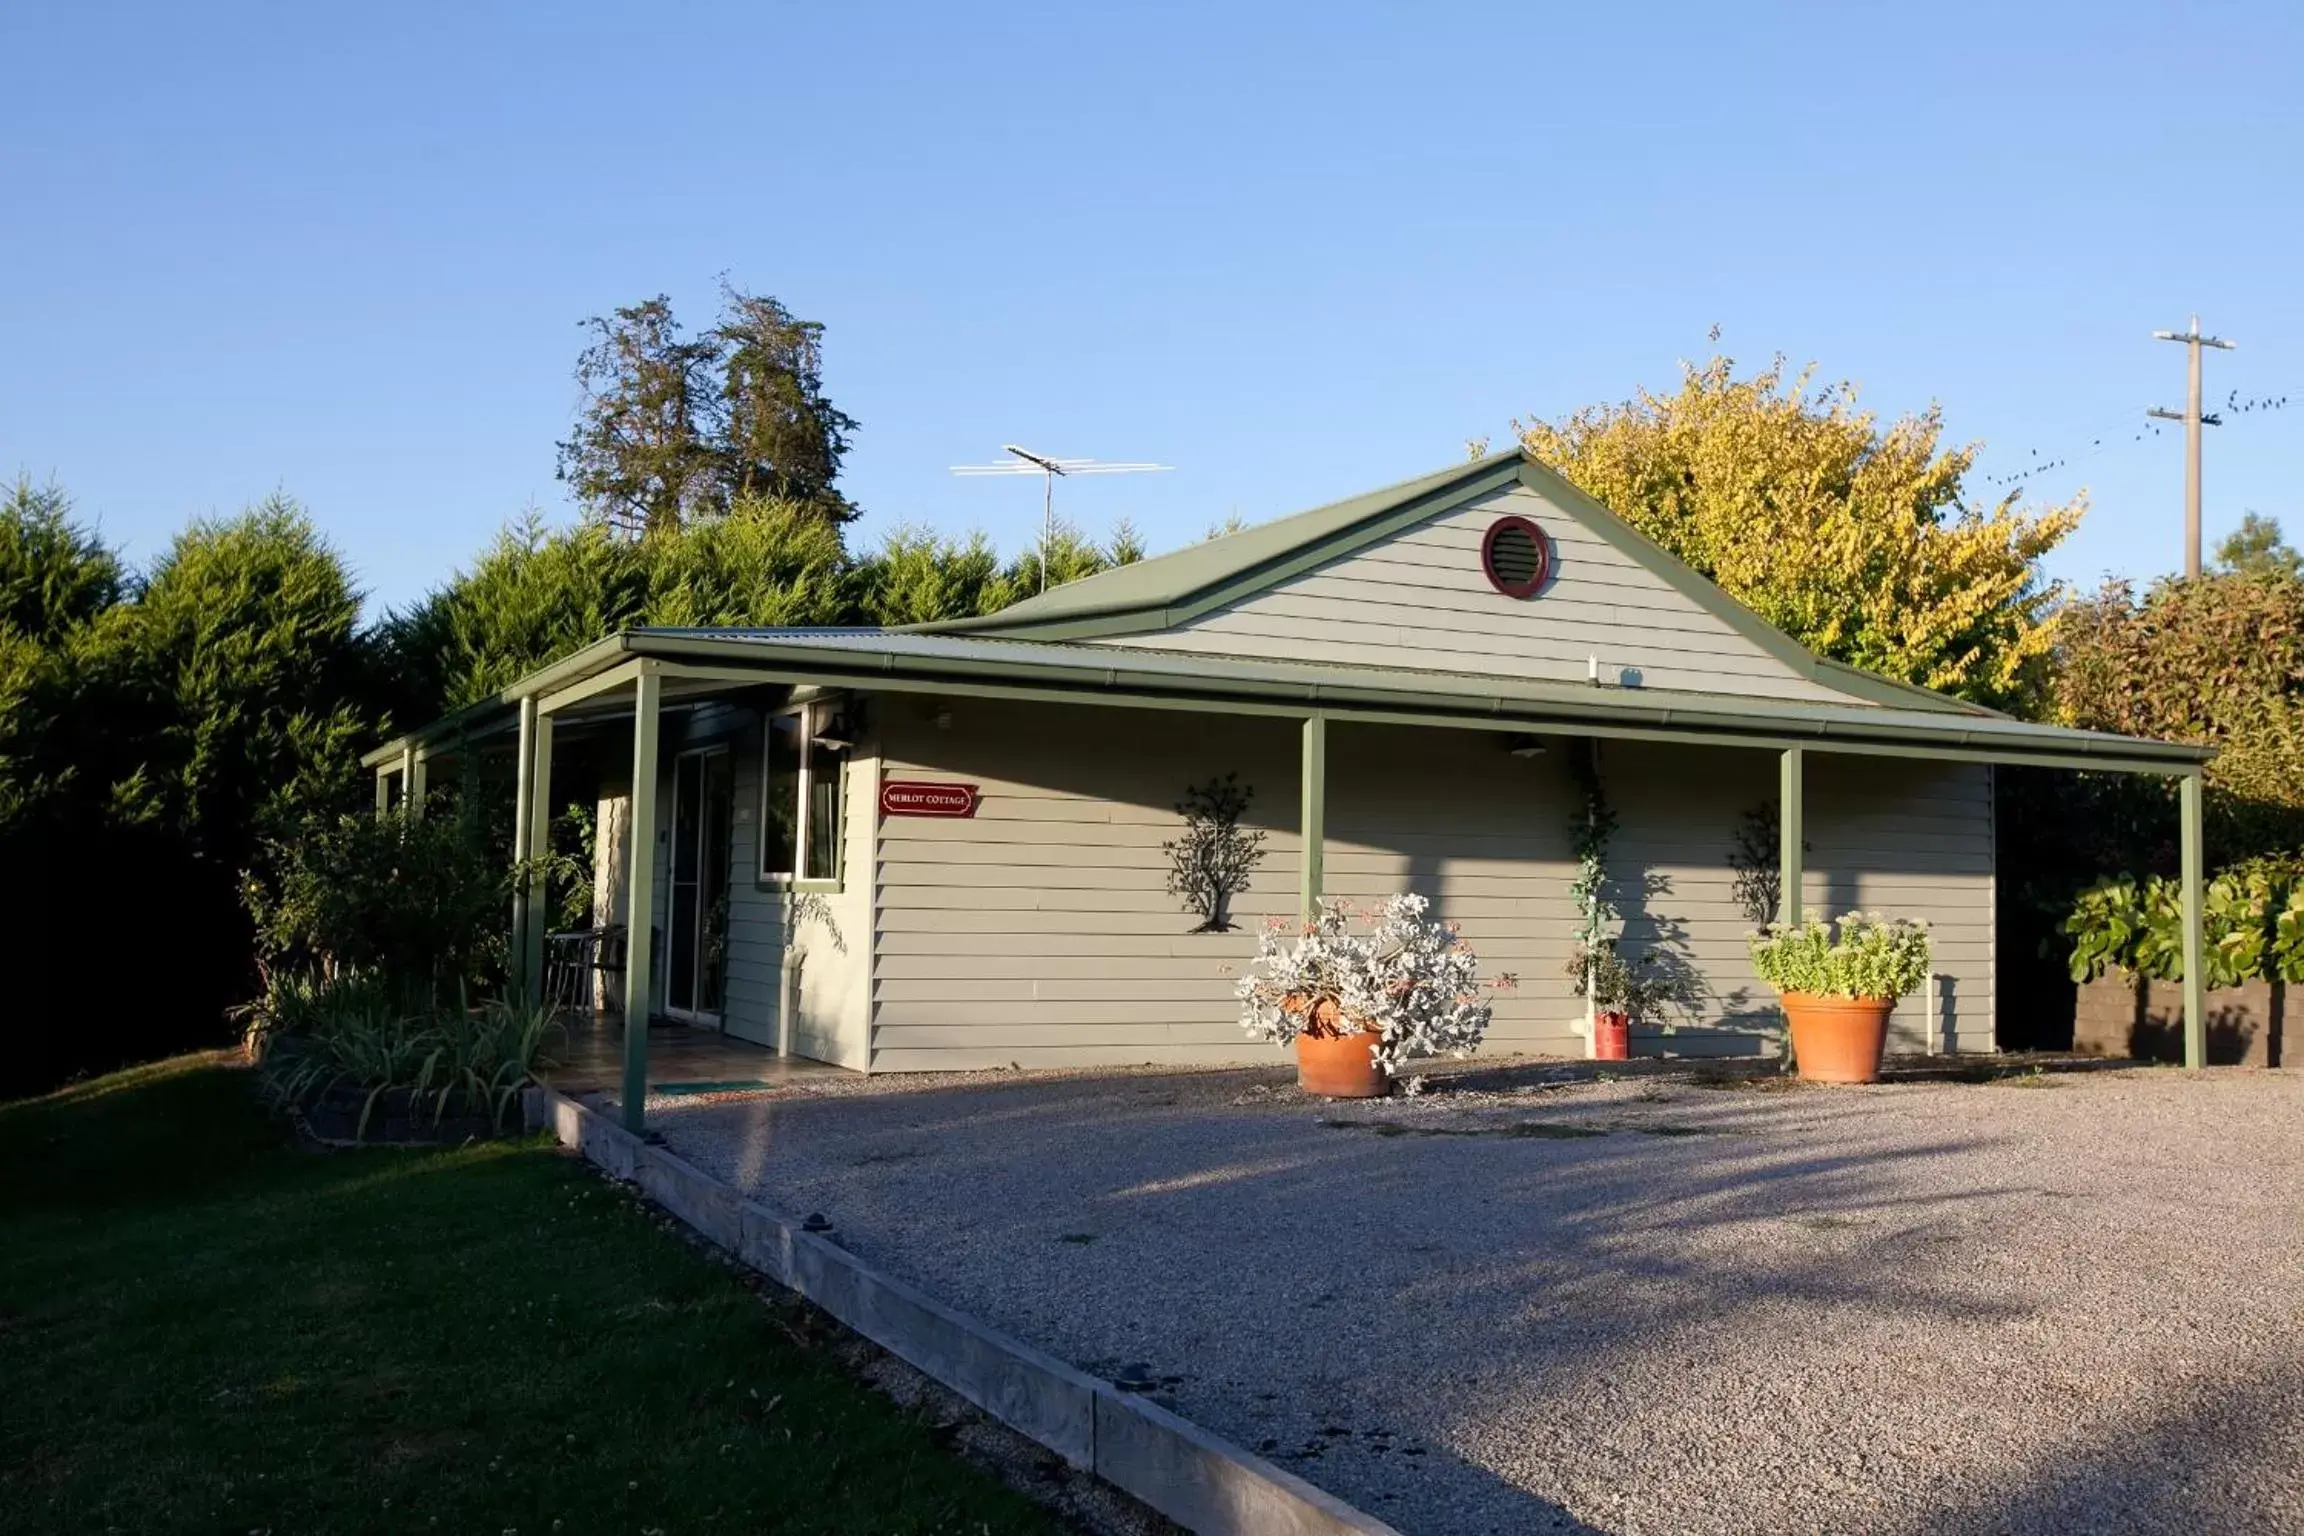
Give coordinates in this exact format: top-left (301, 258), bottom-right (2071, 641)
top-left (1505, 733), bottom-right (1549, 759)
top-left (811, 709), bottom-right (857, 751)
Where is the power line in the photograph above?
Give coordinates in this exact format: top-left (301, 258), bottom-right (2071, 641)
top-left (1977, 407), bottom-right (2155, 490)
top-left (1976, 385), bottom-right (2295, 493)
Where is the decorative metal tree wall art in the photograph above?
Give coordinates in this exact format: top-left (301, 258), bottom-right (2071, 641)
top-left (1164, 774), bottom-right (1267, 933)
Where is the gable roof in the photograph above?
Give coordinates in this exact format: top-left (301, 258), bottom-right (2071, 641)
top-left (921, 448), bottom-right (1994, 717)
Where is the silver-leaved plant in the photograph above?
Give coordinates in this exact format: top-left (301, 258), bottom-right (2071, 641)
top-left (1234, 894), bottom-right (1514, 1075)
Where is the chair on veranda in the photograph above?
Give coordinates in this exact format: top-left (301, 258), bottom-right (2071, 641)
top-left (544, 925), bottom-right (627, 1019)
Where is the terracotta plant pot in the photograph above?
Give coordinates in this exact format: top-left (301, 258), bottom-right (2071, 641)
top-left (1294, 1030), bottom-right (1387, 1098)
top-left (1592, 1009), bottom-right (1630, 1061)
top-left (1780, 992), bottom-right (1895, 1083)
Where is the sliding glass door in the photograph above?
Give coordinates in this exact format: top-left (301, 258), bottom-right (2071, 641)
top-left (666, 747), bottom-right (734, 1023)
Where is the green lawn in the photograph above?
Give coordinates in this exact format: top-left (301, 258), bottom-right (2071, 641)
top-left (0, 1055), bottom-right (1063, 1535)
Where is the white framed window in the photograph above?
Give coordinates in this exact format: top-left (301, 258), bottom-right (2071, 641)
top-left (761, 699), bottom-right (845, 886)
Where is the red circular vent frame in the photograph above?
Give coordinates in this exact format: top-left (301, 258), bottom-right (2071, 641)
top-left (1480, 514), bottom-right (1553, 598)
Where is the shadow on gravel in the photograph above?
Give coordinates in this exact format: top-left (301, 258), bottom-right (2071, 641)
top-left (647, 1064), bottom-right (2301, 1535)
top-left (1923, 1357), bottom-right (2304, 1536)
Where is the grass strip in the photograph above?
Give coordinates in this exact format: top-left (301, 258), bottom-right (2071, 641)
top-left (0, 1054), bottom-right (1061, 1536)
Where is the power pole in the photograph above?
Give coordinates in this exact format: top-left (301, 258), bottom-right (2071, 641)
top-left (2148, 315), bottom-right (2236, 578)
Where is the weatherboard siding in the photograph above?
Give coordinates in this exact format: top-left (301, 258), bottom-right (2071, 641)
top-left (867, 699), bottom-right (1993, 1072)
top-left (1099, 484), bottom-right (1862, 703)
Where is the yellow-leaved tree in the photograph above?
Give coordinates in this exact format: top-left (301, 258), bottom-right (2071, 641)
top-left (1516, 354), bottom-right (2082, 712)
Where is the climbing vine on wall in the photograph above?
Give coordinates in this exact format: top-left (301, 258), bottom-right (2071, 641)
top-left (1565, 741), bottom-right (1620, 1001)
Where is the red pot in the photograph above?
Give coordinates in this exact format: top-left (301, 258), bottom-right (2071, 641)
top-left (1294, 1030), bottom-right (1387, 1098)
top-left (1592, 1009), bottom-right (1630, 1061)
top-left (1781, 992), bottom-right (1895, 1083)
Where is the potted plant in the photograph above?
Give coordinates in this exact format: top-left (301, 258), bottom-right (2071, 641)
top-left (1748, 910), bottom-right (1932, 1083)
top-left (1566, 940), bottom-right (1694, 1061)
top-left (1235, 894), bottom-right (1514, 1097)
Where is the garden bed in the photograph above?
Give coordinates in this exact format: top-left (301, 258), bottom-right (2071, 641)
top-left (294, 1082), bottom-right (525, 1145)
top-left (2073, 967), bottom-right (2287, 1067)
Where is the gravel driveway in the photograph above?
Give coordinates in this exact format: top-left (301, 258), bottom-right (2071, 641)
top-left (646, 1060), bottom-right (2304, 1536)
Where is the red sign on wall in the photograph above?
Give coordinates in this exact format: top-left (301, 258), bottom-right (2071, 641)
top-left (880, 780), bottom-right (980, 818)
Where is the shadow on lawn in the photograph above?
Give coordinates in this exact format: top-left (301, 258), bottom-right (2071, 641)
top-left (1, 1056), bottom-right (1075, 1536)
top-left (0, 1050), bottom-right (282, 1218)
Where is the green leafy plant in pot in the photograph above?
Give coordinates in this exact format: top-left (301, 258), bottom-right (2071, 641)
top-left (1565, 940), bottom-right (1694, 1060)
top-left (1748, 911), bottom-right (1931, 1083)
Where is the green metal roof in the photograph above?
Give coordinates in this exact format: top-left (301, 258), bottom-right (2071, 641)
top-left (919, 449), bottom-right (1991, 717)
top-left (365, 625), bottom-right (2211, 776)
top-left (921, 451), bottom-right (1526, 632)
top-left (363, 449), bottom-right (2209, 776)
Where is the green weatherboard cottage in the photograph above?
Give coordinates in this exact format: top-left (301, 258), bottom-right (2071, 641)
top-left (367, 450), bottom-right (2211, 1130)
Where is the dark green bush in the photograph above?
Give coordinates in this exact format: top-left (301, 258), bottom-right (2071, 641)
top-left (242, 806), bottom-right (511, 1000)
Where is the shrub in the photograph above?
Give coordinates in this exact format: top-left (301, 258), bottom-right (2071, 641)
top-left (1235, 894), bottom-right (1515, 1075)
top-left (1749, 911), bottom-right (1932, 1001)
top-left (255, 974), bottom-right (560, 1141)
top-left (2053, 572), bottom-right (2304, 861)
top-left (2063, 856), bottom-right (2304, 987)
top-left (1565, 939), bottom-right (1696, 1025)
top-left (243, 805), bottom-right (511, 998)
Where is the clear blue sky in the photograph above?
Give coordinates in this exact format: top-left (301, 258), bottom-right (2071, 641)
top-left (4, 2), bottom-right (2298, 616)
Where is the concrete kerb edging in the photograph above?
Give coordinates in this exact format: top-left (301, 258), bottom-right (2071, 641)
top-left (523, 1085), bottom-right (1400, 1536)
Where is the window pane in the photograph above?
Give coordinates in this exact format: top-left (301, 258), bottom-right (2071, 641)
top-left (764, 712), bottom-right (800, 878)
top-left (804, 726), bottom-right (842, 882)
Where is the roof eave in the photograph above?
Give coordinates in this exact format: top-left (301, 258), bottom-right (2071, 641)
top-left (605, 629), bottom-right (2215, 774)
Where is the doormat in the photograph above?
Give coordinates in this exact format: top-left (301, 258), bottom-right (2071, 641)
top-left (653, 1079), bottom-right (778, 1097)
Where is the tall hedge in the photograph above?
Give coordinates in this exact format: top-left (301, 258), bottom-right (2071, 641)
top-left (384, 502), bottom-right (1143, 720)
top-left (2052, 570), bottom-right (2304, 863)
top-left (0, 489), bottom-right (385, 1094)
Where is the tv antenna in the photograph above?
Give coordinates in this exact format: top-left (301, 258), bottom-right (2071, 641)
top-left (951, 445), bottom-right (1171, 592)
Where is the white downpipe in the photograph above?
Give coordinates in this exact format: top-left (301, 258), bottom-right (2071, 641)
top-left (1583, 963), bottom-right (1597, 1059)
top-left (779, 945), bottom-right (805, 1058)
top-left (1582, 790), bottom-right (1598, 1061)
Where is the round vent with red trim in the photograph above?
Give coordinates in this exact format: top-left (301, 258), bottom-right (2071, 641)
top-left (1481, 515), bottom-right (1552, 598)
